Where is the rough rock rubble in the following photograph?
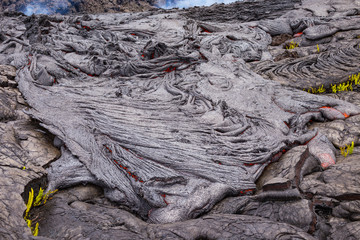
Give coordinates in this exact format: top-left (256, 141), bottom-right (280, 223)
top-left (0, 0), bottom-right (360, 239)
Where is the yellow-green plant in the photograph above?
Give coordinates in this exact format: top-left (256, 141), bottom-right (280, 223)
top-left (305, 72), bottom-right (360, 94)
top-left (42, 189), bottom-right (58, 205)
top-left (25, 188), bottom-right (34, 219)
top-left (303, 85), bottom-right (325, 94)
top-left (33, 223), bottom-right (39, 236)
top-left (24, 188), bottom-right (38, 236)
top-left (286, 41), bottom-right (299, 49)
top-left (306, 87), bottom-right (316, 94)
top-left (349, 72), bottom-right (360, 85)
top-left (24, 188), bottom-right (58, 236)
top-left (33, 188), bottom-right (58, 206)
top-left (340, 141), bottom-right (354, 157)
top-left (317, 85), bottom-right (326, 93)
top-left (331, 81), bottom-right (353, 93)
top-left (34, 187), bottom-right (44, 206)
top-left (317, 44), bottom-right (320, 53)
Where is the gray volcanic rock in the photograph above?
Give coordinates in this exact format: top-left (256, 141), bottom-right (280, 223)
top-left (300, 150), bottom-right (360, 199)
top-left (333, 200), bottom-right (360, 221)
top-left (1, 0), bottom-right (360, 239)
top-left (329, 221), bottom-right (360, 240)
top-left (0, 65), bottom-right (60, 240)
top-left (0, 65), bottom-right (17, 87)
top-left (33, 184), bottom-right (316, 239)
top-left (253, 42), bottom-right (360, 90)
top-left (4, 8), bottom-right (359, 225)
top-left (256, 145), bottom-right (309, 189)
top-left (308, 116), bottom-right (360, 149)
top-left (185, 0), bottom-right (302, 23)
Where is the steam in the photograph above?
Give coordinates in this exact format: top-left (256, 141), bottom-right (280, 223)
top-left (21, 0), bottom-right (69, 15)
top-left (161, 0), bottom-right (241, 9)
top-left (19, 0), bottom-right (242, 15)
top-left (23, 4), bottom-right (50, 15)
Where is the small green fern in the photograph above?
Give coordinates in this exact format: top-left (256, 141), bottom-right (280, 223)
top-left (25, 188), bottom-right (34, 219)
top-left (303, 85), bottom-right (325, 94)
top-left (33, 223), bottom-right (39, 236)
top-left (24, 187), bottom-right (58, 236)
top-left (349, 72), bottom-right (360, 85)
top-left (286, 41), bottom-right (299, 49)
top-left (331, 81), bottom-right (353, 93)
top-left (340, 141), bottom-right (355, 157)
top-left (34, 187), bottom-right (44, 207)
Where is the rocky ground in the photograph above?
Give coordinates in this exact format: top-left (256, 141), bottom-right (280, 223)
top-left (1, 0), bottom-right (360, 239)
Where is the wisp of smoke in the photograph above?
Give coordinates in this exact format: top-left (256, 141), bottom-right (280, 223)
top-left (21, 0), bottom-right (69, 15)
top-left (23, 4), bottom-right (50, 16)
top-left (161, 0), bottom-right (241, 9)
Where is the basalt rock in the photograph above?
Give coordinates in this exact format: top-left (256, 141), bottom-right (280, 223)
top-left (0, 65), bottom-right (60, 240)
top-left (5, 9), bottom-right (360, 225)
top-left (300, 150), bottom-right (360, 199)
top-left (1, 0), bottom-right (360, 239)
top-left (185, 0), bottom-right (302, 23)
top-left (329, 221), bottom-right (360, 240)
top-left (333, 200), bottom-right (360, 221)
top-left (26, 184), bottom-right (316, 239)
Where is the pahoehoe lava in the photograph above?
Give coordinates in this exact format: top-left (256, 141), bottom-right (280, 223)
top-left (1, 0), bottom-right (360, 239)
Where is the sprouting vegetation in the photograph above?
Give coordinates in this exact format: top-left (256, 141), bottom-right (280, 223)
top-left (36, 188), bottom-right (58, 206)
top-left (317, 44), bottom-right (320, 53)
top-left (285, 40), bottom-right (299, 50)
top-left (340, 141), bottom-right (354, 157)
top-left (34, 187), bottom-right (45, 206)
top-left (24, 187), bottom-right (58, 236)
top-left (349, 72), bottom-right (360, 85)
top-left (304, 85), bottom-right (325, 94)
top-left (24, 188), bottom-right (38, 236)
top-left (304, 72), bottom-right (360, 94)
top-left (331, 81), bottom-right (353, 93)
top-left (24, 188), bottom-right (34, 220)
top-left (331, 72), bottom-right (360, 93)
